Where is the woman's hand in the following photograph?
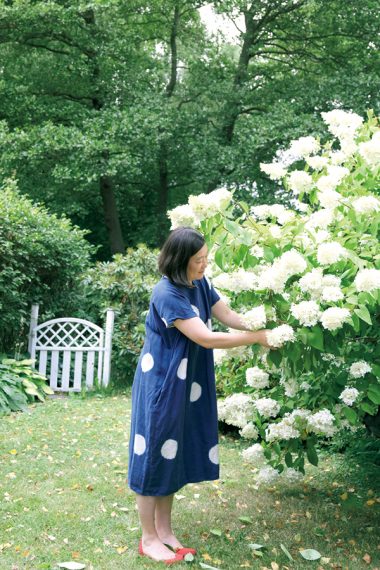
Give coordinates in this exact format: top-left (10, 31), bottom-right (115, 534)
top-left (248, 329), bottom-right (272, 349)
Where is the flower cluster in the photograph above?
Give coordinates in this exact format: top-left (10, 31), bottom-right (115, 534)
top-left (240, 306), bottom-right (267, 330)
top-left (217, 393), bottom-right (255, 428)
top-left (253, 397), bottom-right (280, 418)
top-left (349, 361), bottom-right (371, 378)
top-left (354, 269), bottom-right (380, 292)
top-left (266, 325), bottom-right (296, 348)
top-left (168, 187), bottom-right (232, 229)
top-left (320, 307), bottom-right (350, 331)
top-left (291, 300), bottom-right (321, 327)
top-left (245, 366), bottom-right (270, 389)
top-left (307, 409), bottom-right (336, 436)
top-left (339, 387), bottom-right (360, 406)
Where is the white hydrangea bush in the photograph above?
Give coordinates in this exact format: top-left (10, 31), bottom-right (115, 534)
top-left (168, 110), bottom-right (380, 482)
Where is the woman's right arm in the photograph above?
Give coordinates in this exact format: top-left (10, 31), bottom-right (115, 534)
top-left (174, 317), bottom-right (271, 349)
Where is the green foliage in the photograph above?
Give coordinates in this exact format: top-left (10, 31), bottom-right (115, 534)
top-left (81, 245), bottom-right (159, 386)
top-left (0, 357), bottom-right (54, 415)
top-left (0, 178), bottom-right (95, 355)
top-left (0, 1), bottom-right (378, 255)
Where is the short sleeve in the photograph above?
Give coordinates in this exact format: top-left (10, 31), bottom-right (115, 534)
top-left (152, 285), bottom-right (198, 328)
top-left (204, 276), bottom-right (220, 307)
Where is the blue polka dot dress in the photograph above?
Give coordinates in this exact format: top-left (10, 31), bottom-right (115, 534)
top-left (128, 275), bottom-right (220, 496)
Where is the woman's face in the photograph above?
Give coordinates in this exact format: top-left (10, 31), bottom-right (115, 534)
top-left (187, 244), bottom-right (208, 283)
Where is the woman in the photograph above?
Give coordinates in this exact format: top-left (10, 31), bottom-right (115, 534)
top-left (128, 227), bottom-right (270, 564)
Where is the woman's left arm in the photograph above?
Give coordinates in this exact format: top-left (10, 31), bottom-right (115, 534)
top-left (211, 299), bottom-right (250, 331)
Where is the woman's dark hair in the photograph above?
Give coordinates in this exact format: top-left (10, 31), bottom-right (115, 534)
top-left (158, 227), bottom-right (205, 286)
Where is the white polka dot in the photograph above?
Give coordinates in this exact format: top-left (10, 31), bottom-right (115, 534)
top-left (141, 352), bottom-right (154, 372)
top-left (134, 434), bottom-right (146, 455)
top-left (205, 276), bottom-right (212, 289)
top-left (190, 382), bottom-right (202, 402)
top-left (161, 317), bottom-right (168, 327)
top-left (209, 444), bottom-right (219, 465)
top-left (161, 439), bottom-right (178, 460)
top-left (207, 319), bottom-right (212, 330)
top-left (177, 358), bottom-right (188, 380)
top-left (191, 304), bottom-right (200, 317)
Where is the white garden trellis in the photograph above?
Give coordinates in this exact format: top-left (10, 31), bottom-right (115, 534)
top-left (28, 304), bottom-right (114, 392)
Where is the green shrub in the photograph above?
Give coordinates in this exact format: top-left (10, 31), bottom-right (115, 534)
top-left (81, 245), bottom-right (159, 386)
top-left (0, 357), bottom-right (54, 415)
top-left (0, 178), bottom-right (95, 354)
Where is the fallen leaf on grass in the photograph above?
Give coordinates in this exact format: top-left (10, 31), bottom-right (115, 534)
top-left (271, 562), bottom-right (279, 570)
top-left (199, 564), bottom-right (221, 570)
top-left (239, 516), bottom-right (253, 524)
top-left (116, 545), bottom-right (128, 554)
top-left (280, 543), bottom-right (294, 561)
top-left (248, 544), bottom-right (265, 550)
top-left (210, 529), bottom-right (223, 537)
top-left (300, 549), bottom-right (321, 560)
top-left (363, 553), bottom-right (371, 564)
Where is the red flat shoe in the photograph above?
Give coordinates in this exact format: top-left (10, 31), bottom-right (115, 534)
top-left (139, 539), bottom-right (184, 565)
top-left (173, 547), bottom-right (197, 556)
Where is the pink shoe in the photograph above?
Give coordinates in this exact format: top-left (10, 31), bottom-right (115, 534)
top-left (139, 539), bottom-right (184, 565)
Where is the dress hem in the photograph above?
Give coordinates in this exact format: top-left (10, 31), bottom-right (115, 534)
top-left (128, 473), bottom-right (220, 497)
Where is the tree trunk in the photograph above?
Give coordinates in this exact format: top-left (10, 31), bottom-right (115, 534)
top-left (100, 175), bottom-right (125, 254)
top-left (157, 142), bottom-right (170, 245)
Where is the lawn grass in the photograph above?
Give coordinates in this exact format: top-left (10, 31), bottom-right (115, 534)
top-left (0, 392), bottom-right (379, 570)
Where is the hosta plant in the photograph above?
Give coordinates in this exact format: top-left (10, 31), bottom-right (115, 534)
top-left (0, 358), bottom-right (54, 415)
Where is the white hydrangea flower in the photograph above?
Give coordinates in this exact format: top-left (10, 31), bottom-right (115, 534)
top-left (300, 381), bottom-right (311, 391)
top-left (213, 349), bottom-right (228, 366)
top-left (307, 408), bottom-right (336, 436)
top-left (253, 397), bottom-right (280, 418)
top-left (268, 224), bottom-right (282, 239)
top-left (305, 209), bottom-right (334, 229)
top-left (339, 387), bottom-right (360, 406)
top-left (250, 244), bottom-right (264, 258)
top-left (322, 274), bottom-right (341, 287)
top-left (218, 393), bottom-right (255, 428)
top-left (320, 307), bottom-right (350, 331)
top-left (283, 468), bottom-right (304, 483)
top-left (168, 204), bottom-right (199, 229)
top-left (298, 268), bottom-right (324, 296)
top-left (289, 136), bottom-right (320, 157)
top-left (287, 170), bottom-right (314, 195)
top-left (354, 268), bottom-right (380, 292)
top-left (241, 443), bottom-right (265, 464)
top-left (240, 423), bottom-right (259, 440)
top-left (241, 306), bottom-right (267, 330)
top-left (315, 230), bottom-right (331, 244)
top-left (251, 204), bottom-right (272, 219)
top-left (291, 300), bottom-right (321, 327)
top-left (317, 190), bottom-right (342, 209)
top-left (188, 187), bottom-right (232, 220)
top-left (321, 286), bottom-right (344, 302)
top-left (281, 378), bottom-right (298, 397)
top-left (213, 269), bottom-right (258, 293)
top-left (305, 155), bottom-right (329, 171)
top-left (349, 361), bottom-right (371, 378)
top-left (352, 196), bottom-right (380, 214)
top-left (256, 466), bottom-right (280, 485)
top-left (317, 241), bottom-right (346, 265)
top-left (246, 366), bottom-right (270, 389)
top-left (260, 162), bottom-right (287, 180)
top-left (267, 324), bottom-right (296, 348)
top-left (321, 110), bottom-right (363, 140)
top-left (266, 414), bottom-right (300, 442)
top-left (257, 265), bottom-right (287, 294)
top-left (358, 131), bottom-right (380, 167)
top-left (270, 205), bottom-right (295, 225)
top-left (279, 249), bottom-right (307, 275)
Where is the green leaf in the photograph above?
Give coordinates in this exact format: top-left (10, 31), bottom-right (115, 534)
top-left (342, 406), bottom-right (357, 424)
top-left (367, 383), bottom-right (380, 405)
top-left (306, 441), bottom-right (319, 466)
top-left (307, 326), bottom-right (324, 351)
top-left (210, 529), bottom-right (222, 537)
top-left (299, 549), bottom-right (321, 560)
top-left (267, 350), bottom-right (282, 367)
top-left (354, 305), bottom-right (372, 325)
top-left (280, 543), bottom-right (294, 561)
top-left (238, 516), bottom-right (253, 524)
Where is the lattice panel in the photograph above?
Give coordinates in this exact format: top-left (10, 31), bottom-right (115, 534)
top-left (36, 321), bottom-right (101, 348)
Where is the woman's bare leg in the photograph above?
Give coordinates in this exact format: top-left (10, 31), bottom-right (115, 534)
top-left (135, 494), bottom-right (176, 561)
top-left (155, 494), bottom-right (184, 549)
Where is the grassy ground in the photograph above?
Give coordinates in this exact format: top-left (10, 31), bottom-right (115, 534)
top-left (0, 392), bottom-right (379, 570)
